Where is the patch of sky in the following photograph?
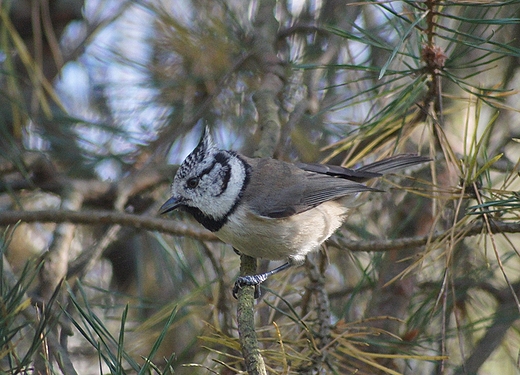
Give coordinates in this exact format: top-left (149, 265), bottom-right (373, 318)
top-left (53, 0), bottom-right (178, 178)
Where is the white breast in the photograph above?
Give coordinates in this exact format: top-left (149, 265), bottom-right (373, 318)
top-left (215, 198), bottom-right (353, 264)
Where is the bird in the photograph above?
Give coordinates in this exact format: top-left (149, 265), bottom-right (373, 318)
top-left (160, 127), bottom-right (430, 298)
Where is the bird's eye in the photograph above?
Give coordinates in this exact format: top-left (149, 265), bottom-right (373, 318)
top-left (186, 177), bottom-right (199, 189)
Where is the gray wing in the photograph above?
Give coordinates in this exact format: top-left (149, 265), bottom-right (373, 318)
top-left (242, 154), bottom-right (429, 219)
top-left (242, 158), bottom-right (380, 218)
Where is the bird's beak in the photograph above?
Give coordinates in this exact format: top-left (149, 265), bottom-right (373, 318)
top-left (159, 196), bottom-right (182, 214)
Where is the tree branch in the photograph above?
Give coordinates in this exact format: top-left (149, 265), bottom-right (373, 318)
top-left (35, 188), bottom-right (84, 374)
top-left (0, 209), bottom-right (217, 241)
top-left (1, 211), bottom-right (519, 251)
top-left (235, 0), bottom-right (286, 373)
top-left (0, 152), bottom-right (176, 209)
top-left (39, 190), bottom-right (84, 300)
top-left (338, 220), bottom-right (520, 252)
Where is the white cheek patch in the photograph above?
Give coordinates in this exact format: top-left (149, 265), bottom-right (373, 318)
top-left (195, 157), bottom-right (246, 220)
top-left (205, 164), bottom-right (229, 196)
top-left (200, 171), bottom-right (225, 196)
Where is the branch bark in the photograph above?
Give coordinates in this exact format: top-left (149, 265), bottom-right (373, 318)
top-left (39, 189), bottom-right (84, 300)
top-left (1, 210), bottom-right (519, 250)
top-left (339, 219), bottom-right (520, 252)
top-left (0, 209), bottom-right (217, 240)
top-left (35, 188), bottom-right (84, 374)
top-left (235, 0), bottom-right (286, 373)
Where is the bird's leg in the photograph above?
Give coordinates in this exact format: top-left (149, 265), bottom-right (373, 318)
top-left (232, 262), bottom-right (292, 299)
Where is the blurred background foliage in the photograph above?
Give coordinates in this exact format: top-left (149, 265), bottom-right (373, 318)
top-left (0, 0), bottom-right (519, 374)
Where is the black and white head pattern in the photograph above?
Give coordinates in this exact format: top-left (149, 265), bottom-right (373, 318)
top-left (171, 127), bottom-right (250, 231)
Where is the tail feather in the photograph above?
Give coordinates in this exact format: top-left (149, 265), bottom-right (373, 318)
top-left (357, 154), bottom-right (431, 176)
top-left (297, 154), bottom-right (430, 182)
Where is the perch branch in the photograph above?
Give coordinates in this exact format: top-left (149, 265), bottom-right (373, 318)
top-left (1, 211), bottom-right (518, 251)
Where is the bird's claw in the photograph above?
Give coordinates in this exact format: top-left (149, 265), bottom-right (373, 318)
top-left (232, 276), bottom-right (262, 299)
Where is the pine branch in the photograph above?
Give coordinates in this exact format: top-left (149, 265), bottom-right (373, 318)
top-left (234, 0), bottom-right (287, 373)
top-left (0, 209), bottom-right (216, 240)
top-left (1, 210), bottom-right (519, 252)
top-left (339, 220), bottom-right (520, 252)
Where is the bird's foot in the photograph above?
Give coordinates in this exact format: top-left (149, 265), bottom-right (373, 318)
top-left (232, 262), bottom-right (293, 299)
top-left (232, 274), bottom-right (269, 299)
